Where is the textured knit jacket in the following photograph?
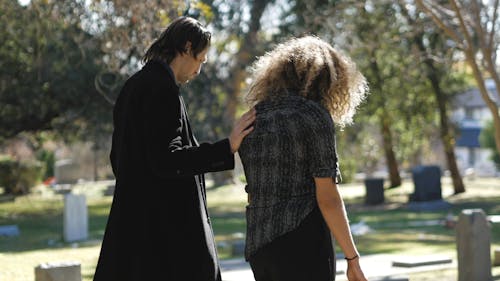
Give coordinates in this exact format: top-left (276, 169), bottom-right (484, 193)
top-left (93, 61), bottom-right (234, 281)
top-left (239, 93), bottom-right (341, 261)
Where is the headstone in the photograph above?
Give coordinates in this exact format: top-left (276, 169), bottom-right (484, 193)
top-left (364, 178), bottom-right (384, 205)
top-left (392, 255), bottom-right (452, 267)
top-left (231, 240), bottom-right (245, 256)
top-left (406, 200), bottom-right (451, 211)
top-left (63, 194), bottom-right (88, 242)
top-left (103, 184), bottom-right (115, 196)
top-left (409, 165), bottom-right (442, 202)
top-left (456, 209), bottom-right (492, 281)
top-left (54, 159), bottom-right (81, 185)
top-left (0, 225), bottom-right (20, 236)
top-left (494, 248), bottom-right (500, 266)
top-left (35, 261), bottom-right (81, 281)
top-left (370, 277), bottom-right (409, 281)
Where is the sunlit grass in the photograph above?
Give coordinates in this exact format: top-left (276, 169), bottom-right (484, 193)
top-left (0, 177), bottom-right (499, 280)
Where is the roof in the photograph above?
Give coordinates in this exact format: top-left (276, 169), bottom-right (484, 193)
top-left (453, 79), bottom-right (498, 108)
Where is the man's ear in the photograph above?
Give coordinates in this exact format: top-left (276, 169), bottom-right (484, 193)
top-left (184, 41), bottom-right (192, 54)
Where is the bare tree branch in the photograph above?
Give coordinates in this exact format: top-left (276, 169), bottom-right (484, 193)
top-left (415, 0), bottom-right (464, 47)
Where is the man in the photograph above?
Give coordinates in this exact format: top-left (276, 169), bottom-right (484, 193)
top-left (93, 16), bottom-right (256, 281)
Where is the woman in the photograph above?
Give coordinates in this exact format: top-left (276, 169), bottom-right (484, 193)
top-left (238, 35), bottom-right (369, 281)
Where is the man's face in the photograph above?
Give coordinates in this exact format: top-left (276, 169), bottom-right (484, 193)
top-left (177, 47), bottom-right (208, 84)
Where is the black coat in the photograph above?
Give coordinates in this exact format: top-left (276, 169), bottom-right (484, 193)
top-left (93, 61), bottom-right (234, 281)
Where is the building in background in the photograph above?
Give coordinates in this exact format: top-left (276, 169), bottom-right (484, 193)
top-left (451, 79), bottom-right (499, 177)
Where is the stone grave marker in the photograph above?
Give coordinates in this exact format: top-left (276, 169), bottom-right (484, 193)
top-left (407, 165), bottom-right (451, 211)
top-left (364, 178), bottom-right (385, 205)
top-left (494, 248), bottom-right (500, 266)
top-left (231, 240), bottom-right (245, 256)
top-left (409, 165), bottom-right (442, 201)
top-left (63, 194), bottom-right (88, 242)
top-left (370, 277), bottom-right (409, 281)
top-left (0, 225), bottom-right (20, 236)
top-left (54, 159), bottom-right (81, 185)
top-left (456, 209), bottom-right (492, 281)
top-left (392, 255), bottom-right (452, 267)
top-left (35, 261), bottom-right (81, 281)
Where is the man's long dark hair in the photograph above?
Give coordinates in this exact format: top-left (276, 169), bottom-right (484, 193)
top-left (142, 16), bottom-right (211, 64)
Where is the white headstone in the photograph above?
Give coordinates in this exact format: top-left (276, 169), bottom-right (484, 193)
top-left (35, 261), bottom-right (81, 281)
top-left (63, 194), bottom-right (88, 242)
top-left (456, 209), bottom-right (492, 281)
top-left (54, 159), bottom-right (81, 184)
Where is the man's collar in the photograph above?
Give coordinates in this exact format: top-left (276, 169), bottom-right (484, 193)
top-left (155, 60), bottom-right (180, 87)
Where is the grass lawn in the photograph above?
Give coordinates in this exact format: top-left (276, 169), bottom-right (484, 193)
top-left (0, 177), bottom-right (499, 280)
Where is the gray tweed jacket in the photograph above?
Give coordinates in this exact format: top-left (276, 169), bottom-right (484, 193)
top-left (239, 93), bottom-right (341, 260)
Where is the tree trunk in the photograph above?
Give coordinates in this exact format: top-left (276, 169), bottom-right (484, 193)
top-left (412, 31), bottom-right (466, 194)
top-left (225, 0), bottom-right (269, 125)
top-left (429, 73), bottom-right (465, 194)
top-left (219, 0), bottom-right (269, 185)
top-left (380, 113), bottom-right (402, 188)
top-left (369, 54), bottom-right (401, 188)
top-left (465, 50), bottom-right (500, 155)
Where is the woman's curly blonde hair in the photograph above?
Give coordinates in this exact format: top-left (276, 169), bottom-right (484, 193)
top-left (245, 35), bottom-right (369, 127)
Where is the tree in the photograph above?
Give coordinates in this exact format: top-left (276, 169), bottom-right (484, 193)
top-left (399, 2), bottom-right (467, 194)
top-left (415, 0), bottom-right (500, 155)
top-left (480, 120), bottom-right (500, 168)
top-left (184, 0), bottom-right (274, 185)
top-left (0, 0), bottom-right (107, 143)
top-left (302, 1), bottom-right (405, 187)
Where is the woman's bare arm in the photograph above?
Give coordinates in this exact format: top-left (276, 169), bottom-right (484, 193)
top-left (315, 177), bottom-right (367, 281)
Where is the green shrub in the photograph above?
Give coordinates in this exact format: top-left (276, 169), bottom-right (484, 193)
top-left (479, 120), bottom-right (500, 166)
top-left (36, 149), bottom-right (55, 178)
top-left (0, 156), bottom-right (45, 195)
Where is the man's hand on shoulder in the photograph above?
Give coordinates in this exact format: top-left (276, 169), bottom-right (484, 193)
top-left (229, 108), bottom-right (256, 153)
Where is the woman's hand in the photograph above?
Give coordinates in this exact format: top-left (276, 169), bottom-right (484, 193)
top-left (346, 258), bottom-right (367, 281)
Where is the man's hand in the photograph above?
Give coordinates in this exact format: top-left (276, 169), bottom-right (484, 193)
top-left (229, 108), bottom-right (256, 153)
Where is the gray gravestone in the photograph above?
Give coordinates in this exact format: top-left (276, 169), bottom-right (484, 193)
top-left (456, 209), bottom-right (492, 281)
top-left (54, 159), bottom-right (80, 185)
top-left (494, 248), bottom-right (500, 266)
top-left (370, 277), bottom-right (410, 281)
top-left (35, 261), bottom-right (81, 281)
top-left (63, 194), bottom-right (88, 242)
top-left (392, 255), bottom-right (452, 267)
top-left (410, 165), bottom-right (442, 202)
top-left (364, 178), bottom-right (384, 205)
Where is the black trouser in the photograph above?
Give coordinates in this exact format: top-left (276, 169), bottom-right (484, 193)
top-left (248, 207), bottom-right (336, 281)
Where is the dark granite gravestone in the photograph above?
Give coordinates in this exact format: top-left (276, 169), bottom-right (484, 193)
top-left (231, 240), bottom-right (246, 256)
top-left (364, 178), bottom-right (384, 205)
top-left (0, 225), bottom-right (20, 236)
top-left (409, 165), bottom-right (442, 202)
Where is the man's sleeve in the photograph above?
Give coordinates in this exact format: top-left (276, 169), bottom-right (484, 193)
top-left (143, 85), bottom-right (234, 179)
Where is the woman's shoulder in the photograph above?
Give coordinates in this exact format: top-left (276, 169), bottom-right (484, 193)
top-left (256, 94), bottom-right (328, 115)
